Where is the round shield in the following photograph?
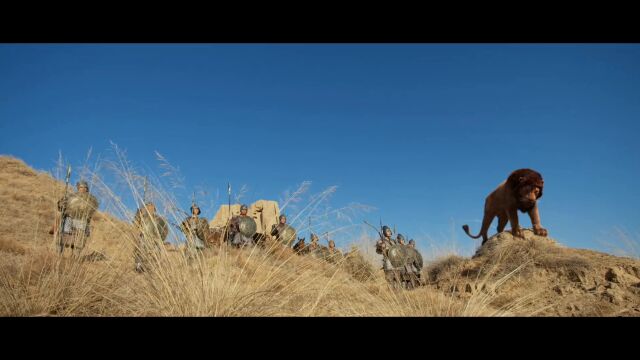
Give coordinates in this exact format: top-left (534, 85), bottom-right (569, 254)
top-left (65, 193), bottom-right (99, 219)
top-left (276, 224), bottom-right (297, 246)
top-left (387, 244), bottom-right (410, 268)
top-left (140, 215), bottom-right (169, 242)
top-left (183, 217), bottom-right (210, 241)
top-left (194, 218), bottom-right (210, 240)
top-left (407, 246), bottom-right (423, 270)
top-left (237, 216), bottom-right (257, 238)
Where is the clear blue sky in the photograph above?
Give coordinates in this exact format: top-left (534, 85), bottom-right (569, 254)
top-left (1, 44), bottom-right (638, 254)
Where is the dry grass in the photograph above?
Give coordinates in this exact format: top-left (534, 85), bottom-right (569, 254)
top-left (0, 239), bottom-right (27, 256)
top-left (3, 154), bottom-right (637, 317)
top-left (426, 230), bottom-right (640, 316)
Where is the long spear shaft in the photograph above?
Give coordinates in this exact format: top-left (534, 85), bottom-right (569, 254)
top-left (226, 182), bottom-right (231, 242)
top-left (364, 220), bottom-right (383, 239)
top-left (57, 165), bottom-right (72, 254)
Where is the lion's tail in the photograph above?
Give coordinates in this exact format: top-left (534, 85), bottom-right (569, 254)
top-left (462, 224), bottom-right (482, 239)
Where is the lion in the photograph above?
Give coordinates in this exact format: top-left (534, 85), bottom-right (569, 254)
top-left (463, 168), bottom-right (547, 244)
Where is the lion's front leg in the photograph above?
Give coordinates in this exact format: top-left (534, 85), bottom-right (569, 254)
top-left (528, 203), bottom-right (548, 237)
top-left (507, 207), bottom-right (523, 238)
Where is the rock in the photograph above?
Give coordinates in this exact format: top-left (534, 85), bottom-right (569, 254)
top-left (602, 288), bottom-right (625, 305)
top-left (605, 268), bottom-right (621, 283)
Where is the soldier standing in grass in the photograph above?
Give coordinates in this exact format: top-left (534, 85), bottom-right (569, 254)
top-left (308, 233), bottom-right (320, 250)
top-left (133, 202), bottom-right (169, 273)
top-left (376, 225), bottom-right (401, 287)
top-left (326, 239), bottom-right (343, 263)
top-left (270, 214), bottom-right (296, 247)
top-left (52, 180), bottom-right (99, 256)
top-left (398, 238), bottom-right (423, 289)
top-left (180, 203), bottom-right (209, 259)
top-left (306, 233), bottom-right (323, 258)
top-left (228, 204), bottom-right (257, 247)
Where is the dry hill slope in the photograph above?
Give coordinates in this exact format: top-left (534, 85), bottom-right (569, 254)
top-left (1, 155), bottom-right (638, 316)
top-left (427, 230), bottom-right (640, 316)
top-left (0, 156), bottom-right (130, 255)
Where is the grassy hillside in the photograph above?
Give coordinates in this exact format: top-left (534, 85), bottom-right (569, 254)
top-left (1, 155), bottom-right (638, 316)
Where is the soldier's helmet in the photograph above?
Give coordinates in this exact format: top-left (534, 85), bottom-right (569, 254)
top-left (190, 204), bottom-right (201, 215)
top-left (310, 233), bottom-right (319, 242)
top-left (328, 240), bottom-right (335, 247)
top-left (240, 204), bottom-right (248, 211)
top-left (76, 180), bottom-right (89, 190)
top-left (397, 234), bottom-right (405, 241)
top-left (279, 214), bottom-right (287, 222)
top-left (382, 225), bottom-right (392, 236)
top-left (408, 239), bottom-right (416, 246)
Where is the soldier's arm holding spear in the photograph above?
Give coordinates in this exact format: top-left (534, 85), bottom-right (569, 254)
top-left (54, 165), bottom-right (72, 253)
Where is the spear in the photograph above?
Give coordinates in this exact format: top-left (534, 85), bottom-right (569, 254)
top-left (225, 182), bottom-right (231, 243)
top-left (364, 220), bottom-right (383, 240)
top-left (227, 183), bottom-right (231, 218)
top-left (57, 164), bottom-right (72, 254)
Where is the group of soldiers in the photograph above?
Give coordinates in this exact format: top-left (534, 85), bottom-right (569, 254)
top-left (134, 202), bottom-right (302, 271)
top-left (292, 233), bottom-right (344, 262)
top-left (375, 226), bottom-right (424, 289)
top-left (50, 180), bottom-right (424, 289)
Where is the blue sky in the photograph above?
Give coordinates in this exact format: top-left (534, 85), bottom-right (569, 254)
top-left (1, 44), bottom-right (638, 254)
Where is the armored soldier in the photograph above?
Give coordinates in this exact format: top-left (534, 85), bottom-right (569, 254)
top-left (375, 225), bottom-right (402, 287)
top-left (308, 233), bottom-right (320, 250)
top-left (375, 226), bottom-right (397, 259)
top-left (228, 204), bottom-right (257, 247)
top-left (306, 233), bottom-right (322, 258)
top-left (403, 245), bottom-right (424, 289)
top-left (408, 239), bottom-right (416, 248)
top-left (133, 202), bottom-right (169, 272)
top-left (307, 233), bottom-right (328, 259)
top-left (328, 239), bottom-right (339, 253)
top-left (396, 234), bottom-right (406, 245)
top-left (180, 204), bottom-right (209, 258)
top-left (326, 239), bottom-right (343, 264)
top-left (53, 180), bottom-right (99, 255)
top-left (270, 214), bottom-right (297, 247)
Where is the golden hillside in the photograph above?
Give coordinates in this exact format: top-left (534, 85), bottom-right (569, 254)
top-left (0, 156), bottom-right (130, 257)
top-left (428, 230), bottom-right (640, 316)
top-left (0, 155), bottom-right (638, 316)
